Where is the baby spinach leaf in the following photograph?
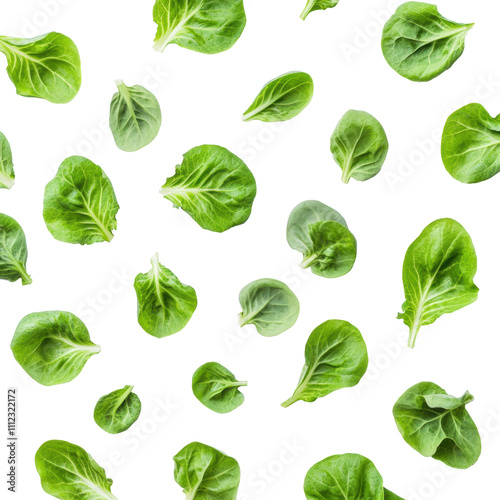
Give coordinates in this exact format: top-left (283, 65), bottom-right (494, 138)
top-left (381, 2), bottom-right (473, 82)
top-left (300, 0), bottom-right (339, 21)
top-left (134, 253), bottom-right (197, 338)
top-left (239, 278), bottom-right (300, 336)
top-left (160, 145), bottom-right (257, 232)
top-left (192, 362), bottom-right (247, 414)
top-left (0, 32), bottom-right (81, 103)
top-left (153, 0), bottom-right (246, 54)
top-left (94, 385), bottom-right (141, 434)
top-left (304, 453), bottom-right (402, 500)
top-left (393, 382), bottom-right (481, 469)
top-left (109, 80), bottom-right (162, 152)
top-left (281, 319), bottom-right (368, 407)
top-left (43, 156), bottom-right (119, 245)
top-left (286, 200), bottom-right (356, 278)
top-left (331, 110), bottom-right (389, 184)
top-left (242, 72), bottom-right (314, 122)
top-left (398, 218), bottom-right (478, 348)
top-left (174, 441), bottom-right (240, 499)
top-left (35, 440), bottom-right (117, 500)
top-left (0, 213), bottom-right (31, 285)
top-left (11, 311), bottom-right (100, 386)
top-left (442, 103), bottom-right (500, 184)
top-left (0, 132), bottom-right (15, 189)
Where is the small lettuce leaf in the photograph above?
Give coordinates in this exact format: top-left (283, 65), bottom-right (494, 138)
top-left (43, 156), bottom-right (119, 245)
top-left (0, 32), bottom-right (81, 103)
top-left (0, 213), bottom-right (31, 285)
top-left (173, 442), bottom-right (240, 499)
top-left (393, 382), bottom-right (481, 469)
top-left (300, 0), bottom-right (340, 21)
top-left (242, 72), bottom-right (314, 122)
top-left (94, 385), bottom-right (142, 434)
top-left (35, 440), bottom-right (117, 500)
top-left (110, 80), bottom-right (162, 152)
top-left (282, 319), bottom-right (368, 407)
top-left (0, 131), bottom-right (15, 189)
top-left (153, 0), bottom-right (246, 54)
top-left (11, 311), bottom-right (100, 386)
top-left (160, 145), bottom-right (257, 232)
top-left (192, 362), bottom-right (247, 414)
top-left (134, 253), bottom-right (197, 338)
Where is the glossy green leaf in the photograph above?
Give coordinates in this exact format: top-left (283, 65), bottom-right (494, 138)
top-left (94, 385), bottom-right (142, 434)
top-left (398, 218), bottom-right (478, 348)
top-left (173, 442), bottom-right (240, 499)
top-left (239, 278), bottom-right (299, 336)
top-left (0, 213), bottom-right (31, 285)
top-left (442, 103), bottom-right (500, 183)
top-left (11, 311), bottom-right (100, 386)
top-left (43, 156), bottom-right (119, 245)
top-left (304, 453), bottom-right (402, 500)
top-left (160, 145), bottom-right (257, 232)
top-left (110, 80), bottom-right (162, 152)
top-left (153, 0), bottom-right (246, 54)
top-left (287, 200), bottom-right (356, 278)
top-left (134, 253), bottom-right (197, 338)
top-left (0, 132), bottom-right (15, 189)
top-left (300, 0), bottom-right (339, 20)
top-left (331, 110), bottom-right (389, 183)
top-left (242, 72), bottom-right (314, 122)
top-left (282, 319), bottom-right (368, 407)
top-left (192, 362), bottom-right (247, 414)
top-left (35, 440), bottom-right (117, 500)
top-left (393, 382), bottom-right (481, 469)
top-left (381, 2), bottom-right (473, 82)
top-left (0, 32), bottom-right (81, 103)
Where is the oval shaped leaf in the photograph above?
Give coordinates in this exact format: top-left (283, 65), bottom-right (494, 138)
top-left (442, 103), bottom-right (500, 184)
top-left (153, 0), bottom-right (246, 54)
top-left (281, 319), bottom-right (368, 407)
top-left (94, 385), bottom-right (142, 434)
top-left (331, 110), bottom-right (389, 184)
top-left (393, 382), bottom-right (481, 469)
top-left (238, 278), bottom-right (299, 336)
top-left (242, 72), bottom-right (314, 122)
top-left (286, 200), bottom-right (356, 278)
top-left (0, 32), bottom-right (81, 103)
top-left (0, 213), bottom-right (31, 285)
top-left (134, 253), bottom-right (197, 338)
top-left (160, 145), bottom-right (257, 232)
top-left (35, 440), bottom-right (117, 500)
top-left (43, 156), bottom-right (119, 245)
top-left (398, 218), bottom-right (479, 348)
top-left (192, 362), bottom-right (247, 414)
top-left (11, 311), bottom-right (100, 386)
top-left (110, 80), bottom-right (162, 152)
top-left (300, 0), bottom-right (339, 21)
top-left (0, 131), bottom-right (15, 189)
top-left (381, 2), bottom-right (473, 82)
top-left (174, 442), bottom-right (240, 499)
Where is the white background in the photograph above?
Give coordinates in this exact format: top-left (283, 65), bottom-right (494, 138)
top-left (2, 0), bottom-right (500, 499)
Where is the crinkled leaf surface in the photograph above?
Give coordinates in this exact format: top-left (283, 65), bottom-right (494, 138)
top-left (0, 213), bottom-right (31, 285)
top-left (11, 311), bottom-right (100, 386)
top-left (134, 253), bottom-right (197, 338)
top-left (0, 131), bottom-right (15, 189)
top-left (393, 382), bottom-right (481, 469)
top-left (398, 218), bottom-right (478, 348)
top-left (0, 32), bottom-right (81, 103)
top-left (300, 0), bottom-right (340, 20)
top-left (381, 2), bottom-right (473, 82)
top-left (160, 145), bottom-right (256, 232)
top-left (282, 319), bottom-right (368, 407)
top-left (43, 156), bottom-right (119, 245)
top-left (192, 362), bottom-right (247, 414)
